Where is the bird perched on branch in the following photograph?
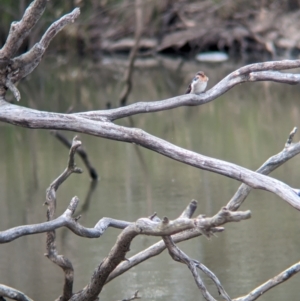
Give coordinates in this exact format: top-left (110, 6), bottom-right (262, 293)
top-left (185, 71), bottom-right (209, 94)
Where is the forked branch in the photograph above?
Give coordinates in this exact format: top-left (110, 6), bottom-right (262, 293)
top-left (70, 205), bottom-right (250, 300)
top-left (0, 1), bottom-right (80, 100)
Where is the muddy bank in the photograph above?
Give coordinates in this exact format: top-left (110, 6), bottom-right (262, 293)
top-left (78, 0), bottom-right (300, 61)
top-left (1, 1), bottom-right (300, 61)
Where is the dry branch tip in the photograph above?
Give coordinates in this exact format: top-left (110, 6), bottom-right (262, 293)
top-left (285, 127), bottom-right (298, 147)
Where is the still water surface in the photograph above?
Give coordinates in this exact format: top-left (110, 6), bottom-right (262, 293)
top-left (1, 56), bottom-right (300, 300)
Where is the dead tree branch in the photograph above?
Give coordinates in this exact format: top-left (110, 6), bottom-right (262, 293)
top-left (50, 130), bottom-right (98, 180)
top-left (0, 98), bottom-right (300, 210)
top-left (0, 196), bottom-right (131, 244)
top-left (77, 60), bottom-right (300, 122)
top-left (0, 0), bottom-right (47, 58)
top-left (9, 8), bottom-right (80, 88)
top-left (196, 262), bottom-right (232, 301)
top-left (106, 200), bottom-right (209, 282)
top-left (0, 0), bottom-right (80, 101)
top-left (70, 206), bottom-right (250, 300)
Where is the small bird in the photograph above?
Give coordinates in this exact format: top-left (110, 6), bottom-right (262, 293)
top-left (185, 71), bottom-right (209, 94)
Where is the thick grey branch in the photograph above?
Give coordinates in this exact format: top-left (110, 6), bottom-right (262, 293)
top-left (0, 100), bottom-right (300, 210)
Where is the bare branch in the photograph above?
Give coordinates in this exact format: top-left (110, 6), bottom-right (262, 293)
top-left (0, 284), bottom-right (33, 301)
top-left (50, 130), bottom-right (98, 180)
top-left (285, 127), bottom-right (297, 147)
top-left (39, 8), bottom-right (80, 50)
top-left (106, 205), bottom-right (249, 283)
top-left (0, 196), bottom-right (131, 244)
top-left (234, 261), bottom-right (300, 301)
top-left (163, 235), bottom-right (232, 301)
top-left (46, 136), bottom-right (82, 206)
top-left (10, 8), bottom-right (81, 83)
top-left (0, 100), bottom-right (300, 210)
top-left (77, 60), bottom-right (300, 122)
top-left (70, 207), bottom-right (249, 300)
top-left (106, 227), bottom-right (223, 283)
top-left (196, 262), bottom-right (232, 301)
top-left (0, 0), bottom-right (47, 58)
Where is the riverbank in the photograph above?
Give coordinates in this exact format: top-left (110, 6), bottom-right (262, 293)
top-left (1, 1), bottom-right (300, 60)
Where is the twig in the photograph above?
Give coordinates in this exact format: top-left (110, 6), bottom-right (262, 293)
top-left (196, 262), bottom-right (232, 301)
top-left (285, 126), bottom-right (297, 147)
top-left (5, 75), bottom-right (20, 101)
top-left (162, 235), bottom-right (232, 301)
top-left (162, 235), bottom-right (217, 301)
top-left (50, 130), bottom-right (98, 180)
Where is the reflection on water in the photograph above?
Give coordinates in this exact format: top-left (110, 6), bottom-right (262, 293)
top-left (1, 57), bottom-right (300, 300)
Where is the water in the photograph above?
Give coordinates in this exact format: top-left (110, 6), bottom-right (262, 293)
top-left (1, 56), bottom-right (300, 300)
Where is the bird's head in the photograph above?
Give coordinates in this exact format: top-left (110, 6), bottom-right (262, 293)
top-left (194, 71), bottom-right (209, 83)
